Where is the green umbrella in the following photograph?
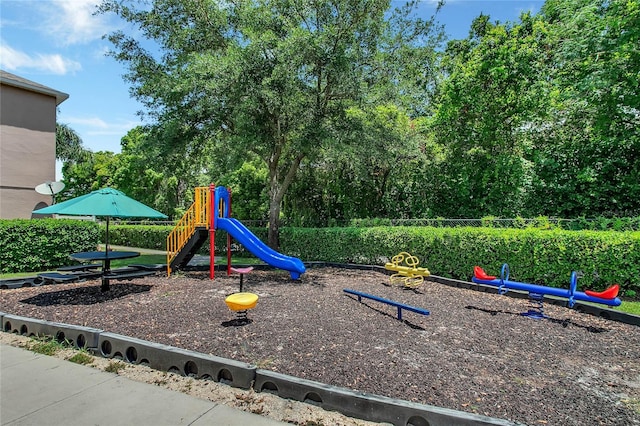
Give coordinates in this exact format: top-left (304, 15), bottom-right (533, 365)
top-left (33, 187), bottom-right (168, 250)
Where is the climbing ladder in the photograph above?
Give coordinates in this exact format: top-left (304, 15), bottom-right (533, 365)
top-left (166, 186), bottom-right (210, 275)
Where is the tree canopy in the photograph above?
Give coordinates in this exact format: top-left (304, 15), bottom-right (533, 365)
top-left (56, 122), bottom-right (89, 163)
top-left (59, 0), bottom-right (640, 228)
top-left (98, 0), bottom-right (443, 245)
top-left (427, 0), bottom-right (640, 218)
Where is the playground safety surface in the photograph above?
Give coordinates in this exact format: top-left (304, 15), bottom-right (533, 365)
top-left (1, 267), bottom-right (639, 426)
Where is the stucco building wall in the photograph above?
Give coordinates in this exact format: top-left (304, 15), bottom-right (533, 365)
top-left (0, 71), bottom-right (68, 218)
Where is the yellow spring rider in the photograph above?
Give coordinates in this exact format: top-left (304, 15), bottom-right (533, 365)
top-left (384, 252), bottom-right (430, 289)
top-left (224, 267), bottom-right (258, 324)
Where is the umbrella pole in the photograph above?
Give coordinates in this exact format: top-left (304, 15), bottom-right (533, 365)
top-left (102, 217), bottom-right (111, 292)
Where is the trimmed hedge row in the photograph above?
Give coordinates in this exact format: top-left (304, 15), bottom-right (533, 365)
top-left (284, 227), bottom-right (640, 295)
top-left (106, 225), bottom-right (169, 251)
top-left (0, 219), bottom-right (100, 273)
top-left (7, 219), bottom-right (636, 296)
top-left (349, 216), bottom-right (640, 231)
top-left (106, 224), bottom-right (639, 296)
top-left (105, 225), bottom-right (266, 257)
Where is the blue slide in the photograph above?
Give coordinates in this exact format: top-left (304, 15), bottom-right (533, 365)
top-left (216, 217), bottom-right (306, 279)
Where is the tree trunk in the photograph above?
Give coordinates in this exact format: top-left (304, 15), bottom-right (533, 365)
top-left (267, 191), bottom-right (281, 249)
top-left (267, 152), bottom-right (305, 250)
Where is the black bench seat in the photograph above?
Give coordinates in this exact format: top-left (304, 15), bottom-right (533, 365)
top-left (0, 276), bottom-right (44, 289)
top-left (126, 264), bottom-right (166, 271)
top-left (57, 263), bottom-right (102, 272)
top-left (38, 272), bottom-right (82, 284)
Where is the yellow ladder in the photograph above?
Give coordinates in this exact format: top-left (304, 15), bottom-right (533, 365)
top-left (166, 187), bottom-right (210, 275)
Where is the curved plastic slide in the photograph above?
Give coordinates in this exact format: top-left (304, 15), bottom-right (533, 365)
top-left (216, 217), bottom-right (306, 279)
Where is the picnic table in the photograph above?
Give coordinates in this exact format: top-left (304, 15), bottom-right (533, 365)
top-left (70, 251), bottom-right (140, 292)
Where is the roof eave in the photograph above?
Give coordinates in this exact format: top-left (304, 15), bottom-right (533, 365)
top-left (0, 72), bottom-right (69, 105)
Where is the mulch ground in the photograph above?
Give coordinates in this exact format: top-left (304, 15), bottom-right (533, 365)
top-left (1, 266), bottom-right (639, 426)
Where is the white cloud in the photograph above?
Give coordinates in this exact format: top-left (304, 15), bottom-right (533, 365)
top-left (62, 115), bottom-right (142, 136)
top-left (87, 119), bottom-right (142, 136)
top-left (0, 42), bottom-right (82, 74)
top-left (58, 115), bottom-right (143, 154)
top-left (63, 115), bottom-right (110, 129)
top-left (39, 0), bottom-right (113, 46)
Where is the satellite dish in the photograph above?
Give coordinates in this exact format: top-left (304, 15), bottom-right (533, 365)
top-left (36, 181), bottom-right (65, 195)
top-left (35, 181), bottom-right (65, 204)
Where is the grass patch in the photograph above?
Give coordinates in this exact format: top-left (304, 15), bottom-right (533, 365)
top-left (0, 270), bottom-right (58, 280)
top-left (67, 350), bottom-right (94, 365)
top-left (619, 300), bottom-right (640, 316)
top-left (110, 254), bottom-right (166, 268)
top-left (104, 360), bottom-right (127, 374)
top-left (27, 336), bottom-right (67, 356)
top-left (229, 257), bottom-right (265, 265)
top-left (622, 398), bottom-right (640, 414)
top-left (27, 336), bottom-right (95, 365)
top-left (254, 357), bottom-right (276, 369)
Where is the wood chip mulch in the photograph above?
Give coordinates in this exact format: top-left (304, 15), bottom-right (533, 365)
top-left (2, 267), bottom-right (639, 426)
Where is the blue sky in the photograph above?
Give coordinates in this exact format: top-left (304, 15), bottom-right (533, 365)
top-left (1, 0), bottom-right (543, 178)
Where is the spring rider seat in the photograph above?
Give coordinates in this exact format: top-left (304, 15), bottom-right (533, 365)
top-left (224, 267), bottom-right (258, 324)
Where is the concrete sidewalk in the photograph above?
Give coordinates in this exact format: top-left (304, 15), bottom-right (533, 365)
top-left (0, 344), bottom-right (286, 426)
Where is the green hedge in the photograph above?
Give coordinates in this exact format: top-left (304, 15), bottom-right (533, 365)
top-left (105, 225), bottom-right (266, 257)
top-left (106, 225), bottom-right (171, 251)
top-left (283, 227), bottom-right (640, 296)
top-left (349, 216), bottom-right (640, 231)
top-left (7, 219), bottom-right (637, 297)
top-left (0, 219), bottom-right (100, 273)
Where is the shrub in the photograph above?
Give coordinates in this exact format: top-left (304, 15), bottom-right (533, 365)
top-left (106, 224), bottom-right (170, 251)
top-left (0, 219), bottom-right (99, 273)
top-left (282, 226), bottom-right (640, 296)
top-left (6, 215), bottom-right (638, 299)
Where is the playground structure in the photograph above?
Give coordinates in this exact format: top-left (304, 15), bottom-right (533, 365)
top-left (384, 252), bottom-right (430, 288)
top-left (166, 185), bottom-right (305, 279)
top-left (472, 264), bottom-right (621, 319)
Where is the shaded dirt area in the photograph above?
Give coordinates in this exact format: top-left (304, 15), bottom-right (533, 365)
top-left (1, 267), bottom-right (639, 425)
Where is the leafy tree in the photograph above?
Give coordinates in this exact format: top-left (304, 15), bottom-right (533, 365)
top-left (428, 0), bottom-right (639, 219)
top-left (59, 152), bottom-right (96, 200)
top-left (285, 107), bottom-right (441, 224)
top-left (56, 123), bottom-right (89, 163)
top-left (111, 126), bottom-right (207, 219)
top-left (98, 0), bottom-right (442, 247)
top-left (429, 12), bottom-right (552, 217)
top-left (60, 151), bottom-right (118, 200)
top-left (530, 0), bottom-right (640, 217)
top-left (221, 159), bottom-right (269, 221)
